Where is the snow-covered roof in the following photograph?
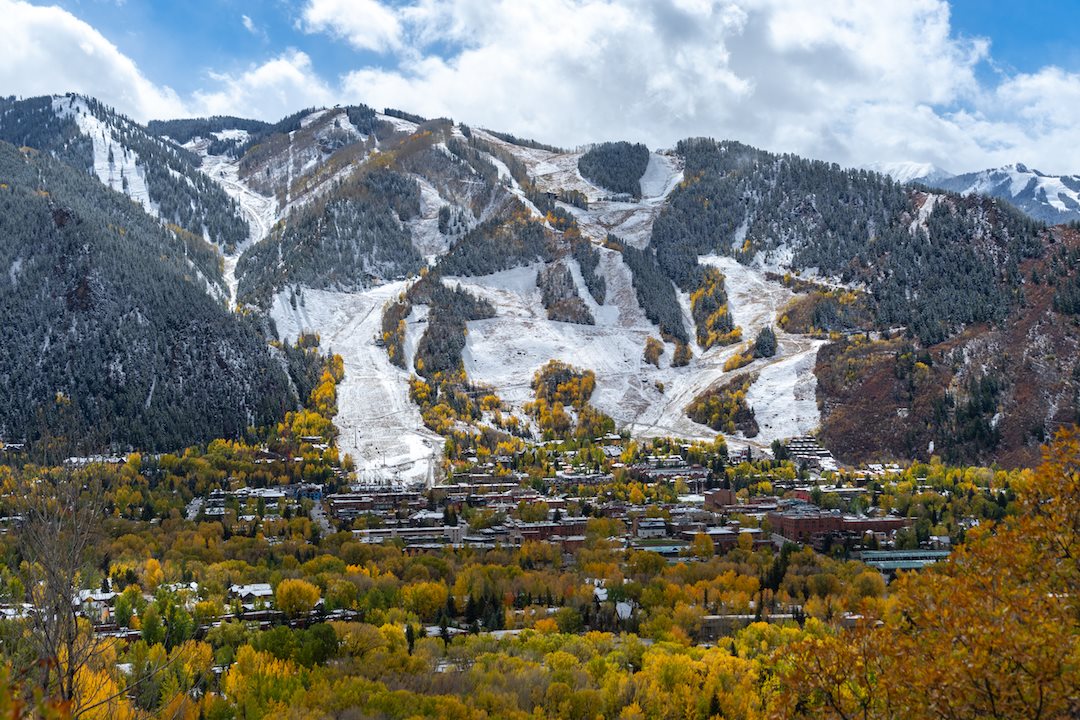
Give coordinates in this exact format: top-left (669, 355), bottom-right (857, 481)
top-left (77, 590), bottom-right (117, 603)
top-left (228, 583), bottom-right (273, 598)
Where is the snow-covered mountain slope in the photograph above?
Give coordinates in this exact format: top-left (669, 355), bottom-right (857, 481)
top-left (474, 129), bottom-right (684, 248)
top-left (200, 118), bottom-right (823, 483)
top-left (179, 106), bottom-right (442, 306)
top-left (135, 105), bottom-right (1071, 478)
top-left (270, 282), bottom-right (443, 486)
top-left (863, 161), bottom-right (953, 185)
top-left (859, 158), bottom-right (1080, 226)
top-left (185, 136), bottom-right (278, 306)
top-left (0, 95), bottom-right (249, 253)
top-left (13, 93), bottom-right (1072, 472)
top-left (928, 163), bottom-right (1080, 224)
top-left (231, 106), bottom-right (421, 210)
top-left (451, 252), bottom-right (816, 455)
top-left (54, 96), bottom-right (154, 213)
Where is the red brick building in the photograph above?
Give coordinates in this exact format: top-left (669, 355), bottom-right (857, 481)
top-left (768, 500), bottom-right (911, 544)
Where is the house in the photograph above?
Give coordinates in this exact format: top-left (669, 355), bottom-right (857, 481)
top-left (784, 436), bottom-right (838, 472)
top-left (0, 603), bottom-right (32, 621)
top-left (704, 488), bottom-right (737, 511)
top-left (635, 518), bottom-right (668, 539)
top-left (353, 524), bottom-right (467, 545)
top-left (77, 589), bottom-right (117, 621)
top-left (293, 483), bottom-right (324, 500)
top-left (228, 583), bottom-right (274, 605)
top-left (856, 549), bottom-right (951, 575)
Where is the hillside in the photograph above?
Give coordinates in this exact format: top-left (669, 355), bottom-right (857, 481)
top-left (927, 162), bottom-right (1080, 225)
top-left (226, 119), bottom-right (1073, 475)
top-left (0, 95), bottom-right (249, 254)
top-left (0, 141), bottom-right (294, 455)
top-left (815, 224), bottom-right (1080, 468)
top-left (1, 93), bottom-right (1071, 471)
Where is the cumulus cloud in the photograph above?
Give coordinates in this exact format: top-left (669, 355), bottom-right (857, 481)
top-left (7, 0), bottom-right (1080, 173)
top-left (330, 0), bottom-right (1006, 169)
top-left (300, 0), bottom-right (402, 52)
top-left (0, 0), bottom-right (185, 120)
top-left (0, 0), bottom-right (333, 123)
top-left (190, 50), bottom-right (337, 121)
top-left (323, 0), bottom-right (1078, 173)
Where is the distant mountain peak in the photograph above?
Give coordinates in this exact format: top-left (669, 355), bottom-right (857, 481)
top-left (863, 161), bottom-right (954, 185)
top-left (922, 162), bottom-right (1080, 224)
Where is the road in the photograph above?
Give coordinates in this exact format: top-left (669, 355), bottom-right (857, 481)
top-left (185, 497), bottom-right (203, 521)
top-left (310, 500), bottom-right (334, 536)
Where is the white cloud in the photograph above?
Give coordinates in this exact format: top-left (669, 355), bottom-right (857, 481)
top-left (995, 67), bottom-right (1080, 132)
top-left (0, 0), bottom-right (185, 120)
top-left (326, 0), bottom-right (1080, 173)
top-left (191, 50), bottom-right (336, 120)
top-left (300, 0), bottom-right (402, 52)
top-left (328, 0), bottom-right (992, 165)
top-left (241, 14), bottom-right (257, 34)
top-left (0, 1), bottom-right (335, 123)
top-left (6, 0), bottom-right (1080, 174)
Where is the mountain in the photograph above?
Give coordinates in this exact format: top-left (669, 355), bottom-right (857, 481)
top-left (864, 161), bottom-right (954, 185)
top-left (865, 159), bottom-right (1080, 225)
top-left (0, 94), bottom-right (249, 254)
top-left (925, 163), bottom-right (1080, 225)
top-left (164, 102), bottom-right (1068, 474)
top-left (0, 139), bottom-right (296, 456)
top-left (2, 92), bottom-right (1076, 471)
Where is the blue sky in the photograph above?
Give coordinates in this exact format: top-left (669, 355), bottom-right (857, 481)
top-left (47, 1), bottom-right (1080, 93)
top-left (949, 1), bottom-right (1080, 76)
top-left (5, 0), bottom-right (1080, 173)
top-left (44, 1), bottom-right (359, 96)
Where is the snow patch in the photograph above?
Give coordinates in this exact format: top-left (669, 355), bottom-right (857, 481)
top-left (699, 254), bottom-right (795, 333)
top-left (195, 148), bottom-right (279, 307)
top-left (378, 113), bottom-right (419, 134)
top-left (446, 250), bottom-right (822, 452)
top-left (639, 152), bottom-right (682, 199)
top-left (910, 193), bottom-right (939, 235)
top-left (271, 282), bottom-right (443, 487)
top-left (407, 175), bottom-right (454, 262)
top-left (744, 340), bottom-right (825, 442)
top-left (402, 304), bottom-right (429, 369)
top-left (54, 96), bottom-right (154, 216)
top-left (300, 109), bottom-right (330, 128)
top-left (212, 128), bottom-right (250, 142)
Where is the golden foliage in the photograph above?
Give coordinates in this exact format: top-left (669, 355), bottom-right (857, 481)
top-left (686, 374), bottom-right (759, 437)
top-left (691, 268), bottom-right (741, 350)
top-left (274, 578), bottom-right (321, 618)
top-left (772, 428), bottom-right (1080, 719)
top-left (643, 336), bottom-right (664, 367)
top-left (723, 346), bottom-right (755, 372)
